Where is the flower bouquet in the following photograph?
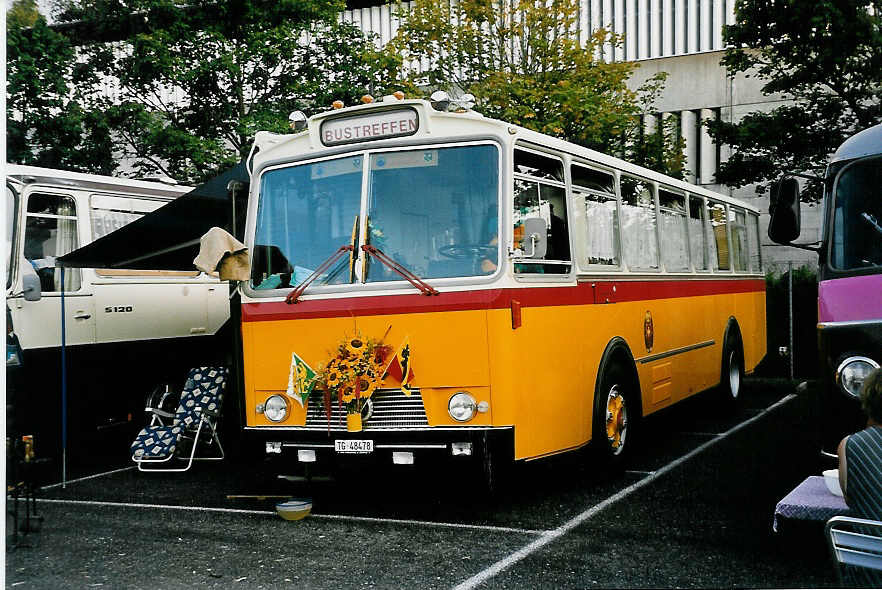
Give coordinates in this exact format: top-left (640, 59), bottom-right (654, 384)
top-left (313, 335), bottom-right (391, 432)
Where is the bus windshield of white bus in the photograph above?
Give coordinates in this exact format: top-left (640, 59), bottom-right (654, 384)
top-left (251, 144), bottom-right (499, 290)
top-left (831, 156), bottom-right (882, 270)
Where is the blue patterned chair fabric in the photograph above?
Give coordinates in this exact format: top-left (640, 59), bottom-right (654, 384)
top-left (131, 366), bottom-right (228, 461)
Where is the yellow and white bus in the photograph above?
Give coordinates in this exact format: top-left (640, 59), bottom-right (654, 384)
top-left (239, 94), bottom-right (766, 483)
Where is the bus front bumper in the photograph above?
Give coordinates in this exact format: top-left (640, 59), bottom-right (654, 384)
top-left (243, 426), bottom-right (513, 469)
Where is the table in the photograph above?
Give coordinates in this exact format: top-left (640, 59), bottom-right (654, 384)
top-left (773, 475), bottom-right (852, 532)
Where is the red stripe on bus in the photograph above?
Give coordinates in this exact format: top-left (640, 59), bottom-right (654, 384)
top-left (241, 278), bottom-right (765, 322)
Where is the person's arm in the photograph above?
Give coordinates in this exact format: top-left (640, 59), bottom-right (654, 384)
top-left (838, 435), bottom-right (849, 502)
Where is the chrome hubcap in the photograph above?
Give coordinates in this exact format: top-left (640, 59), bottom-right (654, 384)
top-left (605, 386), bottom-right (628, 456)
top-left (728, 351), bottom-right (741, 399)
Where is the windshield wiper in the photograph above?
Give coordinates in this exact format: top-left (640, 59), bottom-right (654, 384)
top-left (361, 245), bottom-right (440, 296)
top-left (285, 245), bottom-right (354, 304)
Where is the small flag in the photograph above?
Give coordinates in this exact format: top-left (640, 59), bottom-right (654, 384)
top-left (286, 352), bottom-right (316, 407)
top-left (384, 337), bottom-right (415, 395)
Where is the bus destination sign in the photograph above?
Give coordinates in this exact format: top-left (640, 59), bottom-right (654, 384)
top-left (321, 108), bottom-right (419, 146)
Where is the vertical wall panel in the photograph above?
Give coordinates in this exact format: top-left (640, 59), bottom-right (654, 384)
top-left (700, 0), bottom-right (711, 51)
top-left (614, 0), bottom-right (625, 61)
top-left (650, 0), bottom-right (661, 57)
top-left (591, 0), bottom-right (603, 58)
top-left (713, 0), bottom-right (725, 48)
top-left (603, 0), bottom-right (614, 60)
top-left (636, 0), bottom-right (647, 59)
top-left (674, 0), bottom-right (685, 53)
top-left (687, 0), bottom-right (698, 52)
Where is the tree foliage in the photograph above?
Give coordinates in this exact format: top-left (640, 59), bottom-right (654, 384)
top-left (707, 0), bottom-right (882, 201)
top-left (7, 4), bottom-right (117, 173)
top-left (9, 0), bottom-right (400, 183)
top-left (388, 0), bottom-right (684, 178)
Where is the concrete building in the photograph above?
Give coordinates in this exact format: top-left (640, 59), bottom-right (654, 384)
top-left (340, 0), bottom-right (821, 272)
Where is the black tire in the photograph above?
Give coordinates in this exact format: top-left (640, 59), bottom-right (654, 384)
top-left (592, 362), bottom-right (637, 469)
top-left (143, 381), bottom-right (180, 426)
top-left (718, 329), bottom-right (745, 408)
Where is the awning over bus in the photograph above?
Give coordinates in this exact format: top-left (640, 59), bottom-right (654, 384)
top-left (57, 162), bottom-right (249, 271)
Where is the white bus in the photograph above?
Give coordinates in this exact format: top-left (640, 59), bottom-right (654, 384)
top-left (6, 165), bottom-right (230, 470)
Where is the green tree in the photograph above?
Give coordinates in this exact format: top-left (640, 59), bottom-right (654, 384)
top-left (7, 8), bottom-right (117, 173)
top-left (17, 0), bottom-right (400, 183)
top-left (707, 0), bottom-right (882, 201)
top-left (7, 0), bottom-right (40, 29)
top-left (388, 0), bottom-right (684, 178)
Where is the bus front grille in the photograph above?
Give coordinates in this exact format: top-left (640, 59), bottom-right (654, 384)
top-left (303, 389), bottom-right (429, 431)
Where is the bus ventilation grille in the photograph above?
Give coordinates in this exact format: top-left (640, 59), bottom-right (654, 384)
top-left (303, 389), bottom-right (429, 431)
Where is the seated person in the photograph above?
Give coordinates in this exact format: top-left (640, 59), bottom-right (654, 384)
top-left (837, 367), bottom-right (882, 587)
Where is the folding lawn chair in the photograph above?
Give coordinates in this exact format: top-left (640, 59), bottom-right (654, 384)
top-left (130, 366), bottom-right (229, 472)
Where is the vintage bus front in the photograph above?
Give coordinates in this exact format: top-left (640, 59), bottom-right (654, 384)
top-left (816, 125), bottom-right (882, 451)
top-left (240, 98), bottom-right (511, 476)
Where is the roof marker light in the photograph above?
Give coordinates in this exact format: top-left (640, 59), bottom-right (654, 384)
top-left (430, 90), bottom-right (450, 112)
top-left (361, 94), bottom-right (374, 104)
top-left (288, 111), bottom-right (307, 132)
top-left (332, 100), bottom-right (344, 109)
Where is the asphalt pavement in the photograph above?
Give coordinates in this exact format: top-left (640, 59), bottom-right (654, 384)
top-left (5, 379), bottom-right (840, 589)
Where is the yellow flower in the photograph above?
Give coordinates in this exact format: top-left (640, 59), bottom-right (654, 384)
top-left (346, 338), bottom-right (365, 356)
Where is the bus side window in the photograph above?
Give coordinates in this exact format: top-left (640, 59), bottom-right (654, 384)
top-left (748, 212), bottom-right (762, 272)
top-left (659, 189), bottom-right (689, 272)
top-left (571, 164), bottom-right (618, 267)
top-left (688, 196), bottom-right (709, 270)
top-left (707, 201), bottom-right (729, 271)
top-left (513, 148), bottom-right (571, 274)
top-left (620, 175), bottom-right (658, 270)
top-left (24, 192), bottom-right (81, 292)
top-left (729, 207), bottom-right (750, 272)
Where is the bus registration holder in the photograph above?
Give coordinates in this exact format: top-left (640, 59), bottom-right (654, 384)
top-left (335, 439), bottom-right (374, 454)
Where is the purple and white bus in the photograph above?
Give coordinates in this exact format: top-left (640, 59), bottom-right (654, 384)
top-left (769, 124), bottom-right (882, 451)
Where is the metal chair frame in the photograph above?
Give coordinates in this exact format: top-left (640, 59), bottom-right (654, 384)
top-left (826, 515), bottom-right (882, 586)
top-left (134, 411), bottom-right (226, 472)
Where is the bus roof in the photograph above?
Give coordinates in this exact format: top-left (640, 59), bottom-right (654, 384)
top-left (831, 123), bottom-right (882, 163)
top-left (6, 164), bottom-right (192, 199)
top-left (253, 99), bottom-right (759, 214)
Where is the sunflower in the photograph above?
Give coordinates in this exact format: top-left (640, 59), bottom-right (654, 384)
top-left (346, 338), bottom-right (365, 356)
top-left (326, 368), bottom-right (342, 387)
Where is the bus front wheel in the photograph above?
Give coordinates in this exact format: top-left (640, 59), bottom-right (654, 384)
top-left (592, 362), bottom-right (636, 468)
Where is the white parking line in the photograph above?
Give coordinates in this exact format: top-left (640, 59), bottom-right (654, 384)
top-left (451, 394), bottom-right (797, 590)
top-left (41, 466), bottom-right (135, 490)
top-left (33, 498), bottom-right (547, 536)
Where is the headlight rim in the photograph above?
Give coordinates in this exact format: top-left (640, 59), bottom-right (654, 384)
top-left (264, 394), bottom-right (289, 422)
top-left (448, 391), bottom-right (477, 423)
top-left (836, 356), bottom-right (880, 398)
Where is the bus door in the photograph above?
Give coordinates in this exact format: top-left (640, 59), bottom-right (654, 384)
top-left (10, 188), bottom-right (96, 351)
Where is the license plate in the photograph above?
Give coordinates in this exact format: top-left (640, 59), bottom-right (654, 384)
top-left (334, 439), bottom-right (374, 454)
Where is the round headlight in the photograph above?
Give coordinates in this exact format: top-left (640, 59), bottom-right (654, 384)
top-left (836, 357), bottom-right (880, 398)
top-left (448, 392), bottom-right (477, 422)
top-left (264, 395), bottom-right (289, 422)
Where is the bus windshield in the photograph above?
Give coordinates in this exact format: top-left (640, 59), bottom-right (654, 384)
top-left (251, 143), bottom-right (499, 290)
top-left (830, 156), bottom-right (882, 271)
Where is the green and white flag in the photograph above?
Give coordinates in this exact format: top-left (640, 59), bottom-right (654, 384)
top-left (286, 352), bottom-right (316, 407)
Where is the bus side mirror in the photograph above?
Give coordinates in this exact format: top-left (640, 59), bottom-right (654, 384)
top-left (768, 177), bottom-right (801, 244)
top-left (22, 273), bottom-right (42, 302)
top-left (522, 217), bottom-right (548, 259)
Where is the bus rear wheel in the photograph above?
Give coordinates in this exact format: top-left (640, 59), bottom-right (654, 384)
top-left (592, 363), bottom-right (636, 468)
top-left (718, 331), bottom-right (745, 408)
